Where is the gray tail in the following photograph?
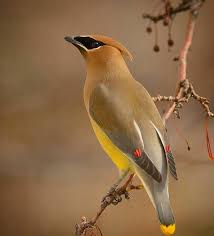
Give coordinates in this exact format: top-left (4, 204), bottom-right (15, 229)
top-left (156, 200), bottom-right (175, 226)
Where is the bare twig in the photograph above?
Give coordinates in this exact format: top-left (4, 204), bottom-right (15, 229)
top-left (75, 174), bottom-right (144, 236)
top-left (151, 0), bottom-right (213, 123)
top-left (191, 88), bottom-right (214, 117)
top-left (163, 12), bottom-right (196, 122)
top-left (152, 79), bottom-right (214, 120)
top-left (143, 0), bottom-right (206, 23)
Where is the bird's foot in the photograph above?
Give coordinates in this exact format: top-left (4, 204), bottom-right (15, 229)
top-left (75, 216), bottom-right (93, 236)
top-left (75, 216), bottom-right (102, 236)
top-left (127, 184), bottom-right (144, 191)
top-left (101, 186), bottom-right (130, 207)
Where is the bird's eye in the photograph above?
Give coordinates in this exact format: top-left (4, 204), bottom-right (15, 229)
top-left (90, 41), bottom-right (101, 49)
top-left (74, 36), bottom-right (105, 50)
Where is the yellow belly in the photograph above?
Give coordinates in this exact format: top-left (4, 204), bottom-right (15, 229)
top-left (91, 119), bottom-right (131, 171)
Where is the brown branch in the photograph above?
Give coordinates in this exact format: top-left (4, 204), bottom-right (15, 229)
top-left (152, 95), bottom-right (177, 103)
top-left (143, 0), bottom-right (206, 23)
top-left (151, 0), bottom-right (213, 124)
top-left (146, 1), bottom-right (213, 122)
top-left (191, 87), bottom-right (214, 117)
top-left (152, 80), bottom-right (214, 119)
top-left (75, 174), bottom-right (144, 236)
top-left (163, 12), bottom-right (195, 122)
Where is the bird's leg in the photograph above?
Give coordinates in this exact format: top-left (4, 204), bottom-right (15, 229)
top-left (127, 184), bottom-right (144, 191)
top-left (113, 173), bottom-right (135, 201)
top-left (102, 170), bottom-right (129, 205)
top-left (126, 175), bottom-right (144, 191)
top-left (111, 175), bottom-right (144, 203)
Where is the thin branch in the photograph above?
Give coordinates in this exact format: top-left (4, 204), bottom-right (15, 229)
top-left (143, 0), bottom-right (206, 23)
top-left (163, 12), bottom-right (195, 122)
top-left (75, 174), bottom-right (143, 236)
top-left (153, 1), bottom-right (213, 124)
top-left (147, 1), bottom-right (213, 122)
top-left (191, 87), bottom-right (214, 117)
top-left (152, 80), bottom-right (214, 119)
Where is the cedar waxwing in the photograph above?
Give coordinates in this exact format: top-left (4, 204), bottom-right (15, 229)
top-left (65, 35), bottom-right (178, 235)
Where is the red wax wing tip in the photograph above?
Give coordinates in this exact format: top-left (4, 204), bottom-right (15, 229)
top-left (134, 148), bottom-right (142, 158)
top-left (165, 145), bottom-right (171, 153)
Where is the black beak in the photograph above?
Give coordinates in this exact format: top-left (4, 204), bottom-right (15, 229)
top-left (64, 36), bottom-right (77, 45)
top-left (64, 36), bottom-right (86, 50)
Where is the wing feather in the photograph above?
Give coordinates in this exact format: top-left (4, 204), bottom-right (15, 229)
top-left (89, 85), bottom-right (162, 183)
top-left (150, 122), bottom-right (178, 180)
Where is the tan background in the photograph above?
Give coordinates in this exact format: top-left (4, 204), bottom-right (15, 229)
top-left (0, 0), bottom-right (214, 235)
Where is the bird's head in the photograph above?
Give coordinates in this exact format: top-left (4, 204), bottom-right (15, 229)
top-left (64, 35), bottom-right (133, 63)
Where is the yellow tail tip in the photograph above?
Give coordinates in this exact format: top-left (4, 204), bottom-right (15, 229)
top-left (160, 224), bottom-right (176, 235)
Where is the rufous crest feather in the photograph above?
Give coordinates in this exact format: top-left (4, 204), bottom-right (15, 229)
top-left (89, 35), bottom-right (133, 61)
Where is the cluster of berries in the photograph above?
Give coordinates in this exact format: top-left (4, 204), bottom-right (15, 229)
top-left (146, 21), bottom-right (174, 53)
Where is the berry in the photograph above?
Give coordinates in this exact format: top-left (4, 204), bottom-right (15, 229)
top-left (173, 56), bottom-right (179, 61)
top-left (168, 38), bottom-right (174, 47)
top-left (153, 44), bottom-right (160, 52)
top-left (163, 18), bottom-right (169, 26)
top-left (146, 26), bottom-right (152, 33)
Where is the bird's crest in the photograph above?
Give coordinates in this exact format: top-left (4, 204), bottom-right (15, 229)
top-left (89, 35), bottom-right (133, 61)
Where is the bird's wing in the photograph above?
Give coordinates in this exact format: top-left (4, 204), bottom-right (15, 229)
top-left (89, 84), bottom-right (162, 183)
top-left (150, 122), bottom-right (178, 180)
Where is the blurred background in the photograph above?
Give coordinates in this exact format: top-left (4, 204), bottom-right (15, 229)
top-left (0, 0), bottom-right (214, 235)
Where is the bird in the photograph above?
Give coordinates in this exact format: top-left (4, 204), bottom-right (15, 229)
top-left (65, 35), bottom-right (178, 235)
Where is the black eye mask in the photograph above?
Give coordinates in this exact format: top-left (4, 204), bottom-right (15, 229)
top-left (74, 36), bottom-right (105, 50)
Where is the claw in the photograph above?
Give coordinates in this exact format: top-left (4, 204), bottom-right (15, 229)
top-left (112, 194), bottom-right (122, 205)
top-left (101, 187), bottom-right (128, 206)
top-left (124, 191), bottom-right (130, 199)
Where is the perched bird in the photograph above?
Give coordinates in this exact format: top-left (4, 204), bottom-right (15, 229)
top-left (65, 35), bottom-right (178, 235)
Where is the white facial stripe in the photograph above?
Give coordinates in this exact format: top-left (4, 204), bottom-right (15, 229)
top-left (89, 46), bottom-right (102, 52)
top-left (75, 42), bottom-right (88, 51)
